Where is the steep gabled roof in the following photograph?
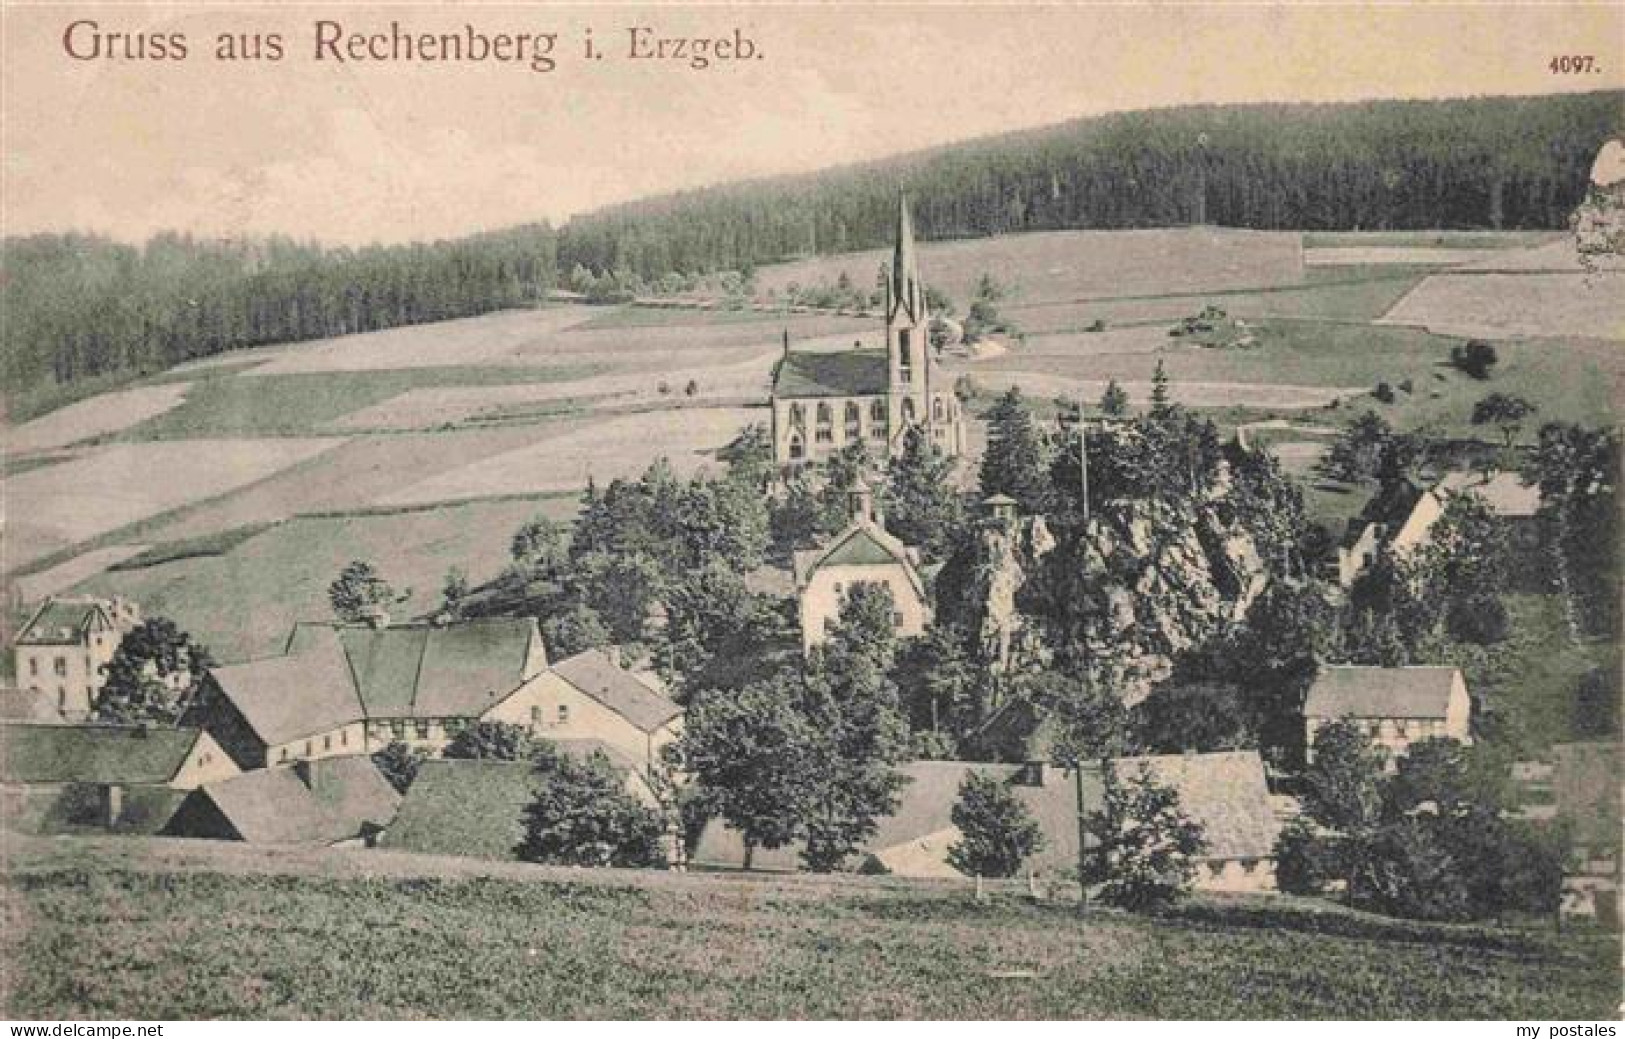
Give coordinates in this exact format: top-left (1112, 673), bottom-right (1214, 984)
top-left (189, 756), bottom-right (399, 844)
top-left (548, 649), bottom-right (682, 734)
top-left (0, 723), bottom-right (204, 785)
top-left (794, 521), bottom-right (925, 599)
top-left (289, 619), bottom-right (542, 720)
top-left (209, 628), bottom-right (363, 747)
top-left (16, 598), bottom-right (113, 646)
top-left (1304, 665), bottom-right (1462, 720)
top-left (773, 351), bottom-right (889, 399)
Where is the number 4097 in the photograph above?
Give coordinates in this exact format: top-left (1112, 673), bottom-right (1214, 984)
top-left (1549, 55), bottom-right (1598, 74)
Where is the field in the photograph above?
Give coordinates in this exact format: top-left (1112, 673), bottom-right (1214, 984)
top-left (2, 836), bottom-right (1617, 1020)
top-left (3, 228), bottom-right (1618, 666)
top-left (71, 497), bottom-right (576, 662)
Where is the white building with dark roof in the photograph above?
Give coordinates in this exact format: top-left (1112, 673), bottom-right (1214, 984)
top-left (792, 482), bottom-right (930, 653)
top-left (11, 595), bottom-right (141, 719)
top-left (483, 647), bottom-right (683, 775)
top-left (1303, 665), bottom-right (1472, 763)
top-left (769, 195), bottom-right (965, 466)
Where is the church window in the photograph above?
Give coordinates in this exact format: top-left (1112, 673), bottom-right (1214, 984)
top-left (870, 400), bottom-right (886, 423)
top-left (933, 398), bottom-right (945, 422)
top-left (788, 433), bottom-right (805, 461)
top-left (902, 398), bottom-right (916, 423)
top-left (816, 402), bottom-right (832, 426)
top-left (788, 403), bottom-right (805, 427)
top-left (816, 428), bottom-right (833, 444)
top-left (844, 401), bottom-right (861, 428)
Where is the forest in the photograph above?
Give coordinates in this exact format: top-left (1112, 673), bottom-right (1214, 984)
top-left (4, 90), bottom-right (1620, 407)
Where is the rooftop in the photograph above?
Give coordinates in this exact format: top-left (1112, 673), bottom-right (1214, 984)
top-left (16, 598), bottom-right (114, 646)
top-left (549, 649), bottom-right (683, 734)
top-left (0, 723), bottom-right (205, 785)
top-left (1435, 470), bottom-right (1542, 518)
top-left (773, 351), bottom-right (889, 399)
top-left (1304, 665), bottom-right (1463, 720)
top-left (187, 756), bottom-right (399, 844)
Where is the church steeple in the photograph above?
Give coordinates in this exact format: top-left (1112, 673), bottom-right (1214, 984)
top-left (888, 194), bottom-right (926, 324)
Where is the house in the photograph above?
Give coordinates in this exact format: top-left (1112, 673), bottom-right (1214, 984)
top-left (692, 750), bottom-right (1282, 892)
top-left (484, 648), bottom-right (683, 774)
top-left (792, 481), bottom-right (930, 653)
top-left (184, 618), bottom-right (548, 768)
top-left (0, 722), bottom-right (239, 835)
top-left (1336, 470), bottom-right (1542, 587)
top-left (379, 746), bottom-right (660, 861)
top-left (1303, 665), bottom-right (1472, 763)
top-left (164, 755), bottom-right (400, 845)
top-left (10, 595), bottom-right (141, 720)
top-left (769, 195), bottom-right (965, 466)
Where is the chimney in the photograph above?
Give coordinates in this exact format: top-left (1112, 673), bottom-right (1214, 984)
top-left (100, 783), bottom-right (124, 829)
top-left (293, 758), bottom-right (318, 790)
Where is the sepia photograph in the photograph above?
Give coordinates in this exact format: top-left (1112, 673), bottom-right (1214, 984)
top-left (0, 0), bottom-right (1621, 1022)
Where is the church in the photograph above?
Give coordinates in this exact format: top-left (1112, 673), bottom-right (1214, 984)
top-left (769, 196), bottom-right (966, 466)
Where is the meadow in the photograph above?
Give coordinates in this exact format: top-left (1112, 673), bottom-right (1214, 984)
top-left (2, 837), bottom-right (1617, 1020)
top-left (4, 228), bottom-right (1617, 668)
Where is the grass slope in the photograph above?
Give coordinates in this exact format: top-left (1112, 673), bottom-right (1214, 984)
top-left (1, 839), bottom-right (1616, 1020)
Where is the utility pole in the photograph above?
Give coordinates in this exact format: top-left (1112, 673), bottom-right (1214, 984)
top-left (1075, 400), bottom-right (1091, 911)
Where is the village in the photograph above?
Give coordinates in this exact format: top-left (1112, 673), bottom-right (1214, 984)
top-left (2, 197), bottom-right (1618, 936)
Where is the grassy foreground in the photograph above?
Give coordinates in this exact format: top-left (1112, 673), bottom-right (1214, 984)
top-left (1, 838), bottom-right (1618, 1020)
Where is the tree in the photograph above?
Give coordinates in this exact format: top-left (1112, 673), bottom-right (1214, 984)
top-left (1301, 720), bottom-right (1387, 833)
top-left (948, 771), bottom-right (1046, 878)
top-left (1524, 423), bottom-right (1619, 640)
top-left (372, 740), bottom-right (428, 793)
top-left (511, 514), bottom-right (568, 574)
top-left (720, 423), bottom-right (776, 490)
top-left (1418, 491), bottom-right (1511, 644)
top-left (440, 566), bottom-right (470, 616)
top-left (880, 427), bottom-right (964, 561)
top-left (93, 617), bottom-right (215, 725)
top-left (1324, 411), bottom-right (1393, 483)
top-left (541, 602), bottom-right (612, 658)
top-left (893, 624), bottom-right (988, 745)
top-left (1450, 339), bottom-right (1499, 380)
top-left (580, 550), bottom-right (664, 644)
top-left (1133, 680), bottom-right (1257, 754)
top-left (1085, 762), bottom-right (1207, 910)
top-left (443, 720), bottom-right (538, 761)
top-left (1471, 393), bottom-right (1536, 450)
top-left (1149, 360), bottom-right (1173, 417)
top-left (676, 673), bottom-right (817, 869)
top-left (517, 750), bottom-right (667, 868)
top-left (328, 560), bottom-right (396, 624)
top-left (1098, 379), bottom-right (1130, 417)
top-left (978, 387), bottom-right (1052, 513)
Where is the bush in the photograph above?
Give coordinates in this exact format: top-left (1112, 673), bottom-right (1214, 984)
top-left (1450, 340), bottom-right (1498, 380)
top-left (372, 741), bottom-right (428, 793)
top-left (1372, 382), bottom-right (1395, 404)
top-left (444, 720), bottom-right (537, 761)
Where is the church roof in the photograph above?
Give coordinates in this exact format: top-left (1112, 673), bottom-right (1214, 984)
top-left (889, 195), bottom-right (926, 324)
top-left (773, 351), bottom-right (889, 399)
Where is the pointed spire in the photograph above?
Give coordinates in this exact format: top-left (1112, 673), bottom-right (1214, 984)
top-left (891, 192), bottom-right (924, 322)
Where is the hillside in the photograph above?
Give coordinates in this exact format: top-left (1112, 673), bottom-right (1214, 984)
top-left (558, 92), bottom-right (1624, 279)
top-left (2, 836), bottom-right (1617, 1019)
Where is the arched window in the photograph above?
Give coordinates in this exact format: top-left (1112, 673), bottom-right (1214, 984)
top-left (844, 401), bottom-right (861, 425)
top-left (788, 432), bottom-right (805, 460)
top-left (816, 402), bottom-right (832, 425)
top-left (870, 399), bottom-right (886, 423)
top-left (933, 397), bottom-right (945, 422)
top-left (902, 398), bottom-right (916, 423)
top-left (788, 403), bottom-right (805, 427)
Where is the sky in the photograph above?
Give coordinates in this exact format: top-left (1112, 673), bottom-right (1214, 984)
top-left (3, 2), bottom-right (1622, 246)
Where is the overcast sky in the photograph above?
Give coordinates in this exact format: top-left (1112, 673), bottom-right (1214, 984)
top-left (4, 2), bottom-right (1621, 245)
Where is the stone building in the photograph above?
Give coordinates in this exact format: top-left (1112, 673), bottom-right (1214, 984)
top-left (12, 595), bottom-right (141, 720)
top-left (769, 196), bottom-right (965, 466)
